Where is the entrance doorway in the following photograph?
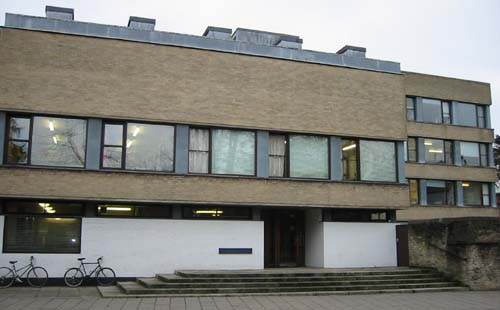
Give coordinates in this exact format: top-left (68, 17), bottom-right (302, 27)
top-left (396, 224), bottom-right (409, 266)
top-left (262, 209), bottom-right (305, 268)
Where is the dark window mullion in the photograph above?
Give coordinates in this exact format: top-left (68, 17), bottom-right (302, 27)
top-left (121, 122), bottom-right (127, 169)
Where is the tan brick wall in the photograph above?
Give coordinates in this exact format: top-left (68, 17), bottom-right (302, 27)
top-left (403, 71), bottom-right (491, 104)
top-left (406, 163), bottom-right (497, 182)
top-left (0, 167), bottom-right (409, 209)
top-left (407, 122), bottom-right (494, 143)
top-left (398, 206), bottom-right (499, 221)
top-left (0, 28), bottom-right (406, 140)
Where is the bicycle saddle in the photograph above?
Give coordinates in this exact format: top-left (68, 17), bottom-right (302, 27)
top-left (77, 258), bottom-right (86, 261)
top-left (9, 260), bottom-right (17, 264)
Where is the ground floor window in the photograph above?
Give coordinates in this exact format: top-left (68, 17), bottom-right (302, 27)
top-left (3, 201), bottom-right (82, 253)
top-left (327, 209), bottom-right (394, 222)
top-left (97, 204), bottom-right (171, 218)
top-left (463, 182), bottom-right (490, 206)
top-left (183, 206), bottom-right (252, 219)
top-left (426, 180), bottom-right (455, 205)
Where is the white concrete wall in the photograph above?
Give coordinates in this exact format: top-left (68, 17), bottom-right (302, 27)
top-left (0, 216), bottom-right (264, 277)
top-left (323, 222), bottom-right (398, 268)
top-left (305, 209), bottom-right (324, 267)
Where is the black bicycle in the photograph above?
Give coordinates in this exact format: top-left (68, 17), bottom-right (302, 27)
top-left (0, 256), bottom-right (49, 288)
top-left (63, 256), bottom-right (115, 287)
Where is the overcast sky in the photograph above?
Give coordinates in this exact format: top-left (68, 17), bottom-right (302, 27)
top-left (1, 0), bottom-right (499, 134)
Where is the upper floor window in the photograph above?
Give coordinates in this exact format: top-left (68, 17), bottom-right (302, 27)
top-left (455, 102), bottom-right (487, 128)
top-left (342, 139), bottom-right (358, 181)
top-left (462, 182), bottom-right (490, 207)
top-left (289, 135), bottom-right (329, 179)
top-left (424, 138), bottom-right (453, 164)
top-left (268, 134), bottom-right (288, 177)
top-left (460, 142), bottom-right (488, 167)
top-left (421, 98), bottom-right (451, 124)
top-left (408, 179), bottom-right (419, 205)
top-left (426, 180), bottom-right (455, 205)
top-left (359, 140), bottom-right (396, 182)
top-left (406, 97), bottom-right (416, 121)
top-left (6, 116), bottom-right (87, 167)
top-left (188, 128), bottom-right (255, 176)
top-left (102, 122), bottom-right (174, 171)
top-left (406, 137), bottom-right (418, 162)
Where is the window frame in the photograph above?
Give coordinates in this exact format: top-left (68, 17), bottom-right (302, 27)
top-left (476, 105), bottom-right (486, 128)
top-left (100, 120), bottom-right (176, 172)
top-left (423, 138), bottom-right (454, 165)
top-left (358, 139), bottom-right (398, 183)
top-left (425, 180), bottom-right (455, 206)
top-left (406, 96), bottom-right (416, 121)
top-left (188, 127), bottom-right (211, 174)
top-left (408, 178), bottom-right (420, 205)
top-left (341, 138), bottom-right (360, 181)
top-left (462, 181), bottom-right (491, 207)
top-left (268, 133), bottom-right (290, 178)
top-left (4, 113), bottom-right (88, 168)
top-left (406, 137), bottom-right (418, 162)
top-left (2, 200), bottom-right (83, 254)
top-left (288, 133), bottom-right (331, 180)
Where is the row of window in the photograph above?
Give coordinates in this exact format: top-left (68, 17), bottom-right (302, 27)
top-left (5, 115), bottom-right (399, 182)
top-left (405, 137), bottom-right (489, 166)
top-left (406, 97), bottom-right (487, 128)
top-left (408, 180), bottom-right (491, 207)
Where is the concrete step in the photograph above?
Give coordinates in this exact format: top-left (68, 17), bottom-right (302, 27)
top-left (117, 281), bottom-right (461, 295)
top-left (175, 268), bottom-right (435, 278)
top-left (157, 272), bottom-right (443, 283)
top-left (138, 277), bottom-right (449, 289)
top-left (100, 284), bottom-right (468, 298)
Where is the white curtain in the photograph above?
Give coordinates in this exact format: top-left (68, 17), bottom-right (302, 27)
top-left (360, 140), bottom-right (396, 182)
top-left (211, 129), bottom-right (255, 175)
top-left (289, 135), bottom-right (328, 179)
top-left (189, 128), bottom-right (209, 173)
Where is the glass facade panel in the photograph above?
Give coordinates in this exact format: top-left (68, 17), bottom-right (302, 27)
top-left (456, 102), bottom-right (478, 127)
top-left (482, 184), bottom-right (490, 206)
top-left (289, 135), bottom-right (329, 179)
top-left (7, 141), bottom-right (29, 164)
top-left (268, 134), bottom-right (287, 177)
top-left (104, 124), bottom-right (124, 146)
top-left (359, 140), bottom-right (396, 182)
top-left (102, 146), bottom-right (122, 168)
top-left (479, 144), bottom-right (488, 167)
top-left (211, 129), bottom-right (255, 175)
top-left (477, 106), bottom-right (486, 128)
top-left (421, 98), bottom-right (442, 123)
top-left (189, 128), bottom-right (210, 173)
top-left (442, 101), bottom-right (451, 124)
top-left (8, 117), bottom-right (31, 140)
top-left (342, 140), bottom-right (357, 180)
top-left (460, 142), bottom-right (480, 166)
top-left (424, 139), bottom-right (444, 164)
top-left (125, 123), bottom-right (174, 171)
top-left (406, 97), bottom-right (415, 121)
top-left (463, 182), bottom-right (483, 206)
top-left (426, 180), bottom-right (454, 205)
top-left (31, 117), bottom-right (87, 167)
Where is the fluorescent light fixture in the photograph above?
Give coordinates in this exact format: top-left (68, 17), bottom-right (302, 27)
top-left (132, 127), bottom-right (140, 137)
top-left (126, 140), bottom-right (133, 148)
top-left (462, 183), bottom-right (470, 187)
top-left (46, 210), bottom-right (56, 214)
top-left (342, 144), bottom-right (357, 151)
top-left (53, 136), bottom-right (58, 144)
top-left (71, 239), bottom-right (76, 243)
top-left (195, 210), bottom-right (223, 215)
top-left (428, 149), bottom-right (443, 153)
top-left (424, 141), bottom-right (433, 146)
top-left (49, 121), bottom-right (54, 131)
top-left (107, 207), bottom-right (132, 211)
top-left (38, 203), bottom-right (50, 208)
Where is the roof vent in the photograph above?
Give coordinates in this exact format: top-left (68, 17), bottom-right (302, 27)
top-left (203, 26), bottom-right (232, 40)
top-left (232, 28), bottom-right (302, 49)
top-left (45, 6), bottom-right (74, 20)
top-left (337, 45), bottom-right (366, 58)
top-left (128, 16), bottom-right (156, 31)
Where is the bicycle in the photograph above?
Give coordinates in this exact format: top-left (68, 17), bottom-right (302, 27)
top-left (64, 256), bottom-right (116, 287)
top-left (0, 256), bottom-right (49, 288)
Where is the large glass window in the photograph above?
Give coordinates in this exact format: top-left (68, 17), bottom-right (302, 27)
top-left (268, 134), bottom-right (288, 177)
top-left (408, 179), bottom-right (419, 205)
top-left (459, 142), bottom-right (488, 167)
top-left (442, 101), bottom-right (451, 124)
top-left (424, 138), bottom-right (453, 164)
top-left (189, 128), bottom-right (210, 174)
top-left (329, 209), bottom-right (393, 222)
top-left (3, 201), bottom-right (82, 253)
top-left (359, 140), bottom-right (396, 182)
top-left (463, 182), bottom-right (490, 206)
top-left (477, 106), bottom-right (486, 128)
top-left (426, 180), bottom-right (455, 205)
top-left (342, 139), bottom-right (358, 180)
top-left (6, 116), bottom-right (87, 167)
top-left (182, 206), bottom-right (252, 220)
top-left (421, 98), bottom-right (443, 123)
top-left (406, 97), bottom-right (416, 121)
top-left (97, 204), bottom-right (171, 218)
top-left (289, 135), bottom-right (329, 179)
top-left (102, 122), bottom-right (174, 171)
top-left (211, 129), bottom-right (255, 175)
top-left (456, 102), bottom-right (478, 127)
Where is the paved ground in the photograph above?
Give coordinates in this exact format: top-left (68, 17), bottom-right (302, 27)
top-left (0, 287), bottom-right (498, 310)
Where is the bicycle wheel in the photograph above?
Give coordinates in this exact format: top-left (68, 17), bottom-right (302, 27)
top-left (27, 266), bottom-right (49, 287)
top-left (64, 268), bottom-right (84, 287)
top-left (96, 267), bottom-right (116, 286)
top-left (0, 267), bottom-right (15, 288)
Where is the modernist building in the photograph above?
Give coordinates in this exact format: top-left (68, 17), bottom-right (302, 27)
top-left (0, 6), bottom-right (497, 278)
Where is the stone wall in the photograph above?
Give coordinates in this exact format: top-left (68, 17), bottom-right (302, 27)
top-left (408, 217), bottom-right (500, 290)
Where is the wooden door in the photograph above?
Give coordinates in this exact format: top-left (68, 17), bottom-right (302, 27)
top-left (396, 225), bottom-right (409, 266)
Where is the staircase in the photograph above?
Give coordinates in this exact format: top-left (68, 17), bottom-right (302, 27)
top-left (99, 267), bottom-right (468, 297)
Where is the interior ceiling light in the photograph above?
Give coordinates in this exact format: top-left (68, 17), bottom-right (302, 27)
top-left (424, 141), bottom-right (433, 146)
top-left (49, 121), bottom-right (55, 131)
top-left (132, 127), bottom-right (140, 137)
top-left (342, 144), bottom-right (356, 151)
top-left (126, 140), bottom-right (133, 148)
top-left (53, 136), bottom-right (58, 144)
top-left (106, 207), bottom-right (132, 211)
top-left (38, 203), bottom-right (50, 208)
top-left (462, 183), bottom-right (470, 187)
top-left (428, 149), bottom-right (443, 153)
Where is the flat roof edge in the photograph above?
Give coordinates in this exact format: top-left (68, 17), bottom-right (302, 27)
top-left (4, 13), bottom-right (401, 74)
